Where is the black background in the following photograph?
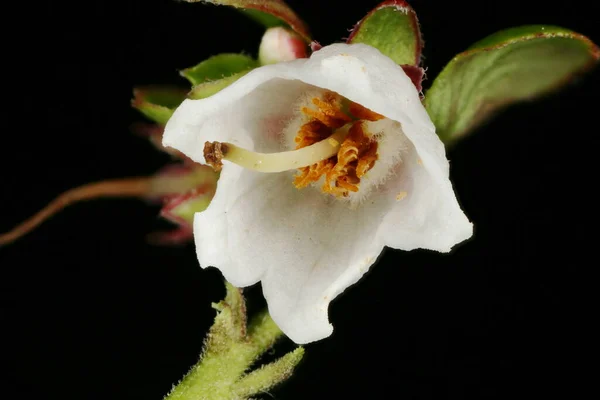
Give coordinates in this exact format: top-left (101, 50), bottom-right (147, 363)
top-left (1, 0), bottom-right (598, 399)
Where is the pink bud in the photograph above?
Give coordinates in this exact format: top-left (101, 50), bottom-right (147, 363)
top-left (259, 27), bottom-right (308, 65)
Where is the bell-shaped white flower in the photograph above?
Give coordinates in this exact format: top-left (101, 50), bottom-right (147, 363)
top-left (163, 43), bottom-right (473, 344)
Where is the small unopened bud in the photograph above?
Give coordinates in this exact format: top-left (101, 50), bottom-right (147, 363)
top-left (258, 27), bottom-right (307, 65)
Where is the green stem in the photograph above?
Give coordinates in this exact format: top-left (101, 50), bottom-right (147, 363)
top-left (164, 310), bottom-right (284, 400)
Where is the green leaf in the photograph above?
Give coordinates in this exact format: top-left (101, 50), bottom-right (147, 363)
top-left (182, 0), bottom-right (310, 42)
top-left (188, 70), bottom-right (251, 100)
top-left (347, 0), bottom-right (422, 66)
top-left (181, 53), bottom-right (258, 86)
top-left (131, 86), bottom-right (188, 125)
top-left (424, 25), bottom-right (600, 144)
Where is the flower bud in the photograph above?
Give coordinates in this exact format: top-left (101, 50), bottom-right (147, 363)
top-left (258, 27), bottom-right (307, 65)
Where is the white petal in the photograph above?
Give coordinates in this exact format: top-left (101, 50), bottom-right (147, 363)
top-left (194, 165), bottom-right (388, 343)
top-left (164, 77), bottom-right (312, 163)
top-left (369, 125), bottom-right (473, 252)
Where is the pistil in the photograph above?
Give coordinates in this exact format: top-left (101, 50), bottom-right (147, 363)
top-left (204, 126), bottom-right (350, 173)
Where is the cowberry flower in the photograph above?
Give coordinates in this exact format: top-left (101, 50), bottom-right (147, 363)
top-left (163, 43), bottom-right (473, 344)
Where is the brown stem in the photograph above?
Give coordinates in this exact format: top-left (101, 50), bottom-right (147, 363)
top-left (0, 177), bottom-right (153, 247)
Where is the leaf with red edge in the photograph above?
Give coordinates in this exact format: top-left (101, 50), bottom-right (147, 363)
top-left (348, 0), bottom-right (422, 66)
top-left (424, 25), bottom-right (600, 144)
top-left (183, 0), bottom-right (310, 42)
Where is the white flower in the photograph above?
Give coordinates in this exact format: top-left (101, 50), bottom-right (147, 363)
top-left (163, 43), bottom-right (473, 344)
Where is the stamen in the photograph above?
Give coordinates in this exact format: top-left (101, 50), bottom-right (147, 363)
top-left (348, 102), bottom-right (385, 122)
top-left (322, 121), bottom-right (378, 197)
top-left (290, 92), bottom-right (384, 198)
top-left (301, 95), bottom-right (352, 128)
top-left (294, 120), bottom-right (331, 149)
top-left (204, 126), bottom-right (350, 173)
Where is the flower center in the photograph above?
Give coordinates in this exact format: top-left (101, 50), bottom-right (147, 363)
top-left (292, 91), bottom-right (383, 197)
top-left (203, 91), bottom-right (384, 198)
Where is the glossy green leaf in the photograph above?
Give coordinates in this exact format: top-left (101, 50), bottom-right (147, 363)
top-left (188, 70), bottom-right (250, 99)
top-left (180, 53), bottom-right (257, 86)
top-left (183, 0), bottom-right (310, 41)
top-left (347, 0), bottom-right (422, 66)
top-left (424, 25), bottom-right (599, 144)
top-left (131, 86), bottom-right (188, 125)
